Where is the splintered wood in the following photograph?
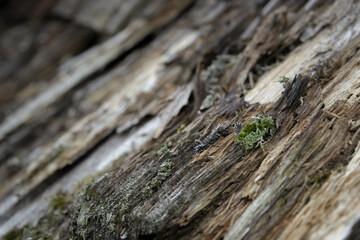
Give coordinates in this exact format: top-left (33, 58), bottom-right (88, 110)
top-left (0, 0), bottom-right (359, 239)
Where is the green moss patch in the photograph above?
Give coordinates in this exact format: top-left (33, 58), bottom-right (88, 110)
top-left (143, 160), bottom-right (174, 198)
top-left (234, 113), bottom-right (276, 151)
top-left (49, 193), bottom-right (71, 212)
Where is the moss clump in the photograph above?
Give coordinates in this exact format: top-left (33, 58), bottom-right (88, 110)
top-left (49, 193), bottom-right (70, 211)
top-left (3, 191), bottom-right (73, 240)
top-left (71, 159), bottom-right (175, 239)
top-left (72, 187), bottom-right (120, 239)
top-left (143, 160), bottom-right (174, 198)
top-left (234, 113), bottom-right (276, 151)
top-left (3, 208), bottom-right (71, 240)
top-left (156, 141), bottom-right (173, 156)
top-left (3, 228), bottom-right (22, 240)
top-left (156, 160), bottom-right (174, 182)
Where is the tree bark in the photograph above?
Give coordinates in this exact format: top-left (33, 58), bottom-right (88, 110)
top-left (0, 0), bottom-right (360, 239)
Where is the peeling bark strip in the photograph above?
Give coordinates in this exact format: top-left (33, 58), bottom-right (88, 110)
top-left (273, 73), bottom-right (310, 111)
top-left (1, 0), bottom-right (360, 239)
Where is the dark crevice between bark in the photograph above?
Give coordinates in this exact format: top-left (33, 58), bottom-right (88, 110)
top-left (345, 219), bottom-right (360, 240)
top-left (246, 38), bottom-right (303, 90)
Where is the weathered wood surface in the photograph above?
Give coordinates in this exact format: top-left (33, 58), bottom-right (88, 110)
top-left (0, 0), bottom-right (360, 239)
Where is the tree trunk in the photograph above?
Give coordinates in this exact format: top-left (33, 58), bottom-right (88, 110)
top-left (0, 0), bottom-right (360, 239)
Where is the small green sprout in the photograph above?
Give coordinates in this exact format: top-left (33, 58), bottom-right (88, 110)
top-left (234, 113), bottom-right (276, 151)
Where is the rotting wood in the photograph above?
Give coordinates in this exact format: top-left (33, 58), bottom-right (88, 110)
top-left (0, 0), bottom-right (263, 235)
top-left (1, 0), bottom-right (360, 239)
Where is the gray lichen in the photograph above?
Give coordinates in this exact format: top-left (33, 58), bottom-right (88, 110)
top-left (156, 140), bottom-right (173, 156)
top-left (143, 160), bottom-right (174, 198)
top-left (200, 55), bottom-right (237, 110)
top-left (71, 158), bottom-right (176, 239)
